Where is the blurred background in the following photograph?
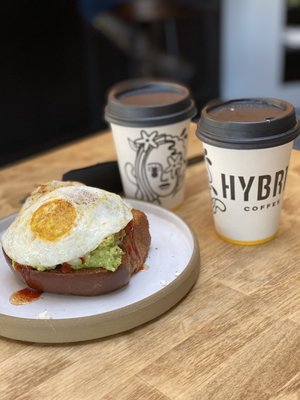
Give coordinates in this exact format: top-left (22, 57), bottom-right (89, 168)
top-left (1, 0), bottom-right (300, 166)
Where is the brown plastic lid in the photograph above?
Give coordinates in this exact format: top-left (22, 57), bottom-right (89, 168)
top-left (105, 78), bottom-right (196, 127)
top-left (197, 98), bottom-right (300, 149)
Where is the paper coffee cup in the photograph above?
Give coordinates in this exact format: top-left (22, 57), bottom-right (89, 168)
top-left (197, 98), bottom-right (300, 244)
top-left (105, 79), bottom-right (196, 209)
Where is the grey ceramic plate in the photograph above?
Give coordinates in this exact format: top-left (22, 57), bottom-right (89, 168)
top-left (0, 200), bottom-right (200, 343)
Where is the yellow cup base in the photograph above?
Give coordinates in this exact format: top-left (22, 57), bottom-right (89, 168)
top-left (216, 231), bottom-right (277, 246)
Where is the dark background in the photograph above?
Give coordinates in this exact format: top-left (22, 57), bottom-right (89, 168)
top-left (285, 2), bottom-right (300, 82)
top-left (0, 0), bottom-right (220, 166)
top-left (1, 0), bottom-right (299, 167)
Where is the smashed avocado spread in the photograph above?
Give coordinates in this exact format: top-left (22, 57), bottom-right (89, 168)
top-left (31, 234), bottom-right (124, 272)
top-left (72, 234), bottom-right (123, 272)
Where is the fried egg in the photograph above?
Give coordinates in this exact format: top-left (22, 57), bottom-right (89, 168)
top-left (2, 181), bottom-right (133, 267)
top-left (20, 180), bottom-right (82, 211)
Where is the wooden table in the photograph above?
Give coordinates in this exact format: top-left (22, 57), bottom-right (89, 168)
top-left (1, 125), bottom-right (300, 400)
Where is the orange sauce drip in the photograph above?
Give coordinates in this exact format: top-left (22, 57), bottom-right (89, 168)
top-left (10, 287), bottom-right (43, 305)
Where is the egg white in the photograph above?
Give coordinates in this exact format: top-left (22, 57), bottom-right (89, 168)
top-left (2, 184), bottom-right (133, 267)
top-left (21, 180), bottom-right (82, 212)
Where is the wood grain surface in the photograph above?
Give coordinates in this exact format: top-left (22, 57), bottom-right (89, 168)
top-left (1, 124), bottom-right (300, 400)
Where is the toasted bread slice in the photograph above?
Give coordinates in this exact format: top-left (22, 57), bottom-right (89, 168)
top-left (3, 209), bottom-right (151, 296)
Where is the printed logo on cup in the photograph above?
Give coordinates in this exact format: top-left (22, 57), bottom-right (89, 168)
top-left (204, 148), bottom-right (288, 214)
top-left (125, 127), bottom-right (188, 205)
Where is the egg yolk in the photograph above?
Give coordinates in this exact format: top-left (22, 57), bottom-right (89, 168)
top-left (30, 199), bottom-right (76, 241)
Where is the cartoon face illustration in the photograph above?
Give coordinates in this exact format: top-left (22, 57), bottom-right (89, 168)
top-left (125, 129), bottom-right (187, 204)
top-left (146, 142), bottom-right (184, 198)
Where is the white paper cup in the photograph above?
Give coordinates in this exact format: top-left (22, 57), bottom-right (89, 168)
top-left (105, 79), bottom-right (196, 209)
top-left (197, 98), bottom-right (300, 245)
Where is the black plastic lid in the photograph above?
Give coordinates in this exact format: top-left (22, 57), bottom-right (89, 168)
top-left (197, 98), bottom-right (300, 149)
top-left (105, 78), bottom-right (196, 127)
